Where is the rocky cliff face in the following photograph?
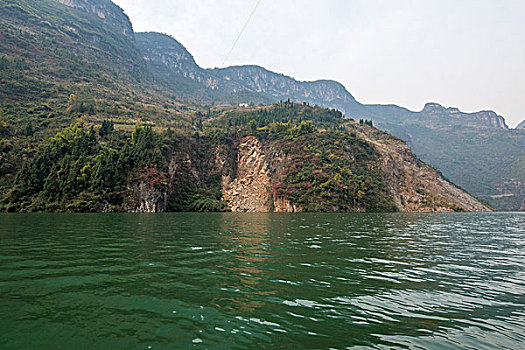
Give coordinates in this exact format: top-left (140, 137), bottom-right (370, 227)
top-left (128, 182), bottom-right (167, 213)
top-left (168, 134), bottom-right (302, 213)
top-left (419, 103), bottom-right (508, 129)
top-left (57, 0), bottom-right (134, 38)
top-left (222, 136), bottom-right (271, 212)
top-left (351, 123), bottom-right (492, 212)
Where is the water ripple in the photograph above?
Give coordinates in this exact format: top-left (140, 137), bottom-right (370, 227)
top-left (0, 212), bottom-right (524, 349)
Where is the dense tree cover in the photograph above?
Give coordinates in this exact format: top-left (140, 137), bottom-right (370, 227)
top-left (212, 103), bottom-right (398, 212)
top-left (272, 132), bottom-right (397, 212)
top-left (219, 102), bottom-right (344, 134)
top-left (1, 102), bottom-right (400, 212)
top-left (3, 122), bottom-right (167, 212)
top-left (1, 119), bottom-right (232, 212)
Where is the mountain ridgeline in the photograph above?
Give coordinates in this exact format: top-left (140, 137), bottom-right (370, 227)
top-left (0, 0), bottom-right (516, 212)
top-left (135, 32), bottom-right (360, 110)
top-left (2, 103), bottom-right (490, 213)
top-left (136, 32), bottom-right (505, 130)
top-left (55, 0), bottom-right (134, 38)
top-left (135, 33), bottom-right (523, 211)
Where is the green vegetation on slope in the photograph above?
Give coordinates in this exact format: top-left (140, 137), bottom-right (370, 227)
top-left (1, 102), bottom-right (397, 212)
top-left (271, 131), bottom-right (396, 212)
top-left (0, 0), bottom-right (487, 213)
top-left (210, 102), bottom-right (398, 212)
top-left (3, 122), bottom-right (165, 211)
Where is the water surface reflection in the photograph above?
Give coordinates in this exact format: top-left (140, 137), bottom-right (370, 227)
top-left (0, 213), bottom-right (524, 349)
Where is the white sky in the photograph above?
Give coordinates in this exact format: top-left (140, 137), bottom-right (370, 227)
top-left (113, 0), bottom-right (525, 127)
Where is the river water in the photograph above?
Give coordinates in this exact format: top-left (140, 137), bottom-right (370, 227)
top-left (1, 213), bottom-right (524, 349)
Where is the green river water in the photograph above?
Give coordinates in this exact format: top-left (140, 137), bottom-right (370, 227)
top-left (0, 213), bottom-right (524, 349)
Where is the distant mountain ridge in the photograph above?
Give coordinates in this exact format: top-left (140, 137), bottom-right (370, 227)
top-left (56, 0), bottom-right (134, 38)
top-left (0, 0), bottom-right (494, 213)
top-left (136, 32), bottom-right (360, 111)
top-left (136, 32), bottom-right (508, 130)
top-left (135, 32), bottom-right (523, 210)
top-left (418, 102), bottom-right (507, 129)
top-left (1, 0), bottom-right (522, 210)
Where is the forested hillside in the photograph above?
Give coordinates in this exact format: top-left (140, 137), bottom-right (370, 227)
top-left (135, 32), bottom-right (524, 211)
top-left (1, 101), bottom-right (490, 213)
top-left (0, 0), bottom-right (492, 213)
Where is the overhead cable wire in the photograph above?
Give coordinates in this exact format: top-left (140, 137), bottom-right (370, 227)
top-left (222, 0), bottom-right (262, 66)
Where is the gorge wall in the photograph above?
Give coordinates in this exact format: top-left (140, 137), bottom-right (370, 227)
top-left (222, 136), bottom-right (271, 212)
top-left (57, 0), bottom-right (134, 38)
top-left (159, 129), bottom-right (491, 213)
top-left (135, 31), bottom-right (522, 211)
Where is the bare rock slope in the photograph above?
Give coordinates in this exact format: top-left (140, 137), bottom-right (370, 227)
top-left (350, 123), bottom-right (491, 212)
top-left (217, 131), bottom-right (491, 213)
top-left (222, 136), bottom-right (271, 212)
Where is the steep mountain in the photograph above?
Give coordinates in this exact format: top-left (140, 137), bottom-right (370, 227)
top-left (0, 0), bottom-right (494, 212)
top-left (0, 0), bottom-right (194, 197)
top-left (135, 32), bottom-right (360, 110)
top-left (56, 0), bottom-right (134, 38)
top-left (361, 102), bottom-right (524, 211)
top-left (0, 0), bottom-right (149, 87)
top-left (1, 103), bottom-right (490, 213)
top-left (136, 32), bottom-right (524, 210)
top-left (516, 120), bottom-right (525, 130)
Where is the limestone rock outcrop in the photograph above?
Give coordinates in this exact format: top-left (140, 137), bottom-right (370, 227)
top-left (128, 182), bottom-right (167, 213)
top-left (222, 136), bottom-right (271, 212)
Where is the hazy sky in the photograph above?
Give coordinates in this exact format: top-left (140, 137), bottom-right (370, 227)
top-left (112, 0), bottom-right (525, 127)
